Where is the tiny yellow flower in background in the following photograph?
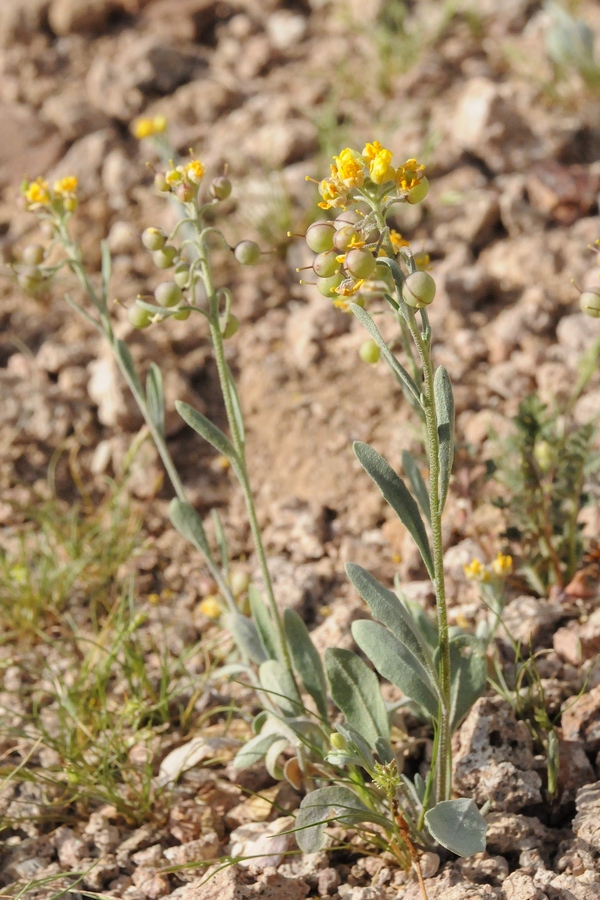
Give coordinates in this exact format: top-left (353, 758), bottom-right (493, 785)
top-left (464, 558), bottom-right (491, 583)
top-left (132, 114), bottom-right (167, 140)
top-left (24, 177), bottom-right (51, 206)
top-left (185, 159), bottom-right (205, 184)
top-left (53, 176), bottom-right (78, 195)
top-left (199, 596), bottom-right (221, 619)
top-left (491, 553), bottom-right (513, 577)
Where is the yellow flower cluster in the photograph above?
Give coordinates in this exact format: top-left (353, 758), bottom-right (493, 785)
top-left (132, 114), bottom-right (167, 140)
top-left (464, 553), bottom-right (512, 582)
top-left (317, 141), bottom-right (427, 210)
top-left (165, 159), bottom-right (206, 187)
top-left (23, 175), bottom-right (78, 211)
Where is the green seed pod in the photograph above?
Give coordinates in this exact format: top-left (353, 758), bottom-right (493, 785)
top-left (334, 210), bottom-right (362, 230)
top-left (17, 267), bottom-right (43, 292)
top-left (127, 303), bottom-right (152, 329)
top-left (174, 262), bottom-right (190, 288)
top-left (305, 220), bottom-right (335, 253)
top-left (317, 273), bottom-right (344, 297)
top-left (230, 568), bottom-right (250, 596)
top-left (154, 172), bottom-right (170, 192)
top-left (173, 307), bottom-right (191, 320)
top-left (313, 250), bottom-right (340, 278)
top-left (22, 244), bottom-right (45, 266)
top-left (177, 181), bottom-right (195, 203)
top-left (234, 240), bottom-right (261, 266)
top-left (333, 225), bottom-right (358, 252)
top-left (534, 439), bottom-right (554, 473)
top-left (579, 289), bottom-right (600, 318)
top-left (220, 313), bottom-right (240, 338)
top-left (402, 271), bottom-right (436, 309)
top-left (152, 246), bottom-right (177, 269)
top-left (210, 176), bottom-right (232, 200)
top-left (406, 176), bottom-right (429, 205)
top-left (345, 248), bottom-right (376, 280)
top-left (142, 227), bottom-right (167, 251)
top-left (359, 339), bottom-right (380, 364)
top-left (155, 281), bottom-right (182, 308)
top-left (330, 733), bottom-right (348, 751)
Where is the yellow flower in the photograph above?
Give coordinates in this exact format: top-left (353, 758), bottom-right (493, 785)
top-left (318, 169), bottom-right (348, 210)
top-left (395, 158), bottom-right (426, 192)
top-left (332, 148), bottom-right (365, 188)
top-left (362, 141), bottom-right (387, 161)
top-left (491, 553), bottom-right (512, 577)
top-left (199, 596), bottom-right (221, 619)
top-left (185, 159), bottom-right (205, 184)
top-left (53, 176), bottom-right (78, 195)
top-left (24, 177), bottom-right (50, 206)
top-left (369, 148), bottom-right (395, 185)
top-left (165, 165), bottom-right (183, 186)
top-left (463, 558), bottom-right (491, 583)
top-left (132, 115), bottom-right (167, 140)
top-left (390, 229), bottom-right (409, 250)
top-left (335, 277), bottom-right (364, 296)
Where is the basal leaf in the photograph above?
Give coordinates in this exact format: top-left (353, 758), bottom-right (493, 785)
top-left (296, 786), bottom-right (381, 853)
top-left (250, 585), bottom-right (282, 663)
top-left (354, 442), bottom-right (434, 579)
top-left (284, 608), bottom-right (328, 721)
top-left (233, 731), bottom-right (281, 770)
top-left (226, 612), bottom-right (268, 665)
top-left (325, 648), bottom-right (390, 748)
top-left (146, 363), bottom-right (165, 437)
top-left (259, 659), bottom-right (303, 717)
top-left (425, 798), bottom-right (487, 857)
top-left (434, 366), bottom-right (455, 513)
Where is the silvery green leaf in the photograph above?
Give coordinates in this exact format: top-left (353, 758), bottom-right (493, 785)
top-left (375, 736), bottom-right (395, 765)
top-left (434, 366), bottom-right (455, 513)
top-left (402, 594), bottom-right (438, 652)
top-left (100, 240), bottom-right (111, 308)
top-left (354, 442), bottom-right (434, 579)
top-left (350, 304), bottom-right (421, 406)
top-left (425, 799), bottom-right (487, 857)
top-left (233, 731), bottom-right (281, 769)
top-left (449, 636), bottom-right (488, 732)
top-left (169, 499), bottom-right (213, 561)
top-left (296, 786), bottom-right (383, 853)
top-left (226, 612), bottom-right (268, 665)
top-left (259, 659), bottom-right (303, 717)
top-left (264, 737), bottom-right (289, 780)
top-left (225, 360), bottom-right (245, 445)
top-left (284, 608), bottom-right (328, 721)
top-left (414, 773), bottom-right (426, 803)
top-left (146, 363), bottom-right (165, 437)
top-left (250, 585), bottom-right (282, 663)
top-left (211, 509), bottom-right (229, 576)
top-left (352, 620), bottom-right (440, 718)
top-left (402, 450), bottom-right (431, 523)
top-left (345, 564), bottom-right (439, 687)
top-left (325, 648), bottom-right (389, 748)
top-left (176, 400), bottom-right (238, 462)
top-left (114, 339), bottom-right (143, 397)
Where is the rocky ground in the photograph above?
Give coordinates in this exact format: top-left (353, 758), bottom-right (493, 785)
top-left (2, 0), bottom-right (600, 898)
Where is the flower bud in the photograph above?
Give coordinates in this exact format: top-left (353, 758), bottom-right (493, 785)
top-left (345, 248), bottom-right (376, 280)
top-left (312, 250), bottom-right (339, 278)
top-left (359, 339), bottom-right (380, 364)
top-left (177, 182), bottom-right (196, 203)
top-left (64, 196), bottom-right (78, 213)
top-left (22, 244), bottom-right (45, 266)
top-left (220, 313), bottom-right (240, 338)
top-left (402, 271), bottom-right (436, 309)
top-left (154, 172), bottom-right (170, 192)
top-left (234, 240), bottom-right (261, 266)
top-left (406, 176), bottom-right (429, 205)
top-left (142, 227), bottom-right (167, 251)
top-left (330, 733), bottom-right (348, 750)
top-left (579, 289), bottom-right (600, 318)
top-left (128, 303), bottom-right (152, 329)
top-left (155, 281), bottom-right (182, 308)
top-left (305, 220), bottom-right (335, 253)
top-left (174, 262), bottom-right (190, 288)
top-left (333, 225), bottom-right (358, 252)
top-left (534, 439), bottom-right (554, 473)
top-left (210, 176), bottom-right (232, 200)
top-left (152, 246), bottom-right (177, 269)
top-left (317, 273), bottom-right (344, 297)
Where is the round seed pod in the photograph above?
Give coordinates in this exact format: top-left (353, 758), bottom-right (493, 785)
top-left (333, 225), bottom-right (358, 252)
top-left (173, 307), bottom-right (191, 320)
top-left (22, 244), bottom-right (45, 266)
top-left (359, 339), bottom-right (380, 364)
top-left (174, 263), bottom-right (190, 288)
top-left (345, 248), bottom-right (376, 280)
top-left (234, 240), bottom-right (261, 266)
top-left (580, 289), bottom-right (600, 318)
top-left (154, 173), bottom-right (170, 192)
top-left (152, 246), bottom-right (177, 268)
top-left (155, 281), bottom-right (182, 308)
top-left (406, 177), bottom-right (429, 205)
top-left (210, 176), bottom-right (232, 200)
top-left (334, 210), bottom-right (362, 230)
top-left (305, 220), bottom-right (335, 253)
top-left (142, 227), bottom-right (167, 251)
top-left (220, 313), bottom-right (240, 338)
top-left (317, 273), bottom-right (344, 297)
top-left (402, 271), bottom-right (436, 309)
top-left (313, 250), bottom-right (340, 278)
top-left (17, 267), bottom-right (43, 292)
top-left (128, 303), bottom-right (152, 329)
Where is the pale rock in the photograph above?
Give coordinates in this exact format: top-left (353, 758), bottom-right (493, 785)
top-left (452, 78), bottom-right (539, 173)
top-left (502, 870), bottom-right (546, 900)
top-left (87, 353), bottom-right (143, 431)
top-left (131, 865), bottom-right (171, 899)
top-left (434, 190), bottom-right (500, 250)
top-left (547, 874), bottom-right (600, 900)
top-left (573, 389), bottom-right (600, 427)
top-left (41, 86), bottom-right (111, 140)
top-left (54, 826), bottom-right (90, 867)
top-left (81, 855), bottom-right (120, 891)
top-left (168, 864), bottom-right (310, 900)
top-left (561, 687), bottom-right (600, 753)
top-left (498, 174), bottom-right (547, 238)
top-left (500, 595), bottom-right (564, 649)
top-left (479, 234), bottom-right (559, 295)
top-left (266, 11), bottom-right (307, 50)
top-left (486, 359), bottom-right (535, 401)
top-left (253, 555), bottom-right (325, 617)
top-left (485, 813), bottom-right (555, 856)
top-left (163, 832), bottom-right (221, 866)
top-left (572, 781), bottom-right (600, 851)
top-left (168, 800), bottom-right (222, 843)
top-left (554, 610), bottom-right (600, 665)
top-left (455, 853), bottom-right (509, 885)
top-left (285, 300), bottom-right (351, 371)
top-left (439, 885), bottom-right (501, 900)
top-left (556, 740), bottom-right (596, 805)
top-left (0, 102), bottom-right (63, 190)
top-left (310, 597), bottom-right (367, 655)
top-left (36, 340), bottom-right (92, 374)
top-left (131, 844), bottom-right (165, 867)
top-left (107, 220), bottom-right (139, 255)
top-left (453, 697), bottom-right (543, 811)
top-left (481, 287), bottom-right (554, 364)
top-left (229, 817), bottom-right (296, 869)
top-left (49, 129), bottom-right (115, 199)
top-left (557, 313), bottom-right (600, 354)
top-left (317, 867), bottom-right (341, 895)
top-left (536, 361), bottom-right (574, 406)
top-left (102, 149), bottom-right (141, 209)
top-left (49, 0), bottom-right (116, 35)
top-left (244, 120), bottom-right (318, 169)
top-left (0, 0), bottom-right (50, 46)
top-left (341, 887), bottom-right (387, 900)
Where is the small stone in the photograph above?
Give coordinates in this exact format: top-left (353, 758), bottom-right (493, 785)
top-left (502, 870), bottom-right (546, 900)
top-left (131, 844), bottom-right (165, 867)
top-left (163, 832), bottom-right (221, 866)
top-left (54, 826), bottom-right (90, 867)
top-left (500, 595), bottom-right (564, 650)
top-left (572, 781), bottom-right (600, 851)
top-left (81, 855), bottom-right (120, 891)
top-left (131, 866), bottom-right (171, 899)
top-left (561, 686), bottom-right (600, 753)
top-left (167, 864), bottom-right (310, 900)
top-left (228, 817), bottom-right (296, 869)
top-left (317, 867), bottom-right (341, 896)
top-left (485, 813), bottom-right (556, 856)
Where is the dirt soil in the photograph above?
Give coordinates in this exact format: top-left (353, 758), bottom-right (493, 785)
top-left (2, 0), bottom-right (600, 898)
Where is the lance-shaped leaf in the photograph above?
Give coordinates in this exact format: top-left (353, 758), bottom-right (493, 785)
top-left (434, 366), bottom-right (455, 513)
top-left (233, 731), bottom-right (282, 770)
top-left (100, 240), bottom-right (111, 309)
top-left (226, 612), bottom-right (268, 665)
top-left (448, 636), bottom-right (487, 732)
top-left (146, 363), bottom-right (165, 437)
top-left (346, 563), bottom-right (439, 687)
top-left (259, 659), bottom-right (303, 717)
top-left (284, 608), bottom-right (328, 721)
top-left (169, 499), bottom-right (212, 561)
top-left (249, 585), bottom-right (282, 663)
top-left (114, 339), bottom-right (143, 397)
top-left (402, 450), bottom-right (431, 523)
top-left (176, 400), bottom-right (238, 462)
top-left (296, 786), bottom-right (384, 853)
top-left (350, 304), bottom-right (421, 406)
top-left (325, 648), bottom-right (390, 749)
top-left (425, 799), bottom-right (487, 857)
top-left (354, 442), bottom-right (434, 579)
top-left (352, 620), bottom-right (440, 718)
top-left (225, 360), bottom-right (245, 445)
